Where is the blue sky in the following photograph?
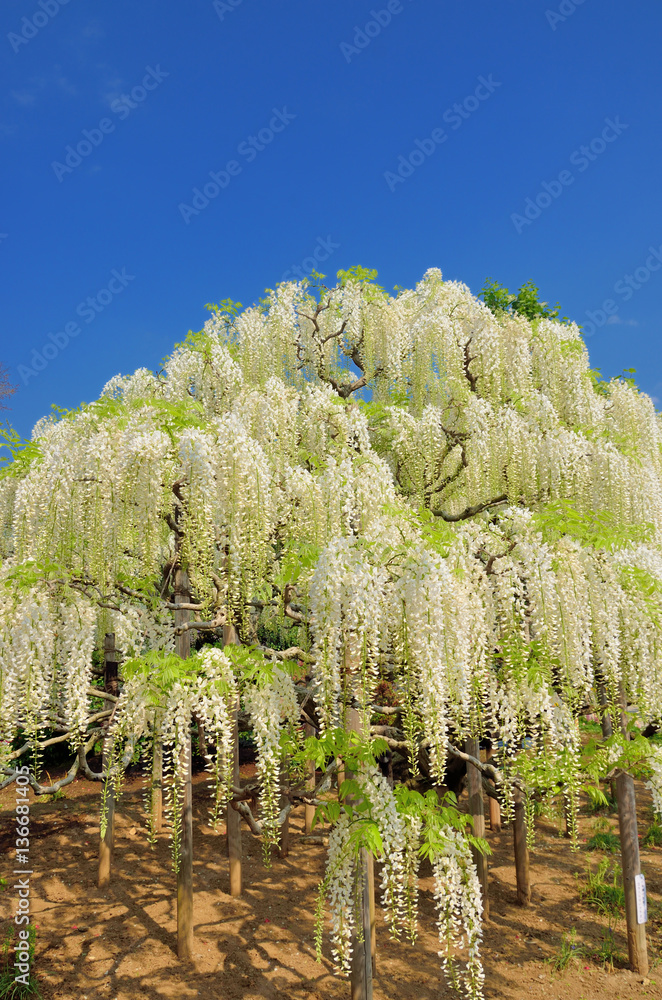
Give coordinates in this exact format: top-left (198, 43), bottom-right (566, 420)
top-left (1, 0), bottom-right (661, 436)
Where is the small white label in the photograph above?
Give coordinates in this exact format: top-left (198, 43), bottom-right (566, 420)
top-left (635, 873), bottom-right (647, 924)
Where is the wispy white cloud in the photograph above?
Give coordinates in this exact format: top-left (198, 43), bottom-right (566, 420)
top-left (9, 70), bottom-right (77, 108)
top-left (54, 73), bottom-right (77, 98)
top-left (606, 314), bottom-right (638, 327)
top-left (101, 76), bottom-right (128, 107)
top-left (81, 20), bottom-right (105, 40)
top-left (10, 90), bottom-right (36, 107)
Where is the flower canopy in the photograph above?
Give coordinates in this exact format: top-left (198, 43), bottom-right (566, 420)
top-left (1, 267), bottom-right (661, 996)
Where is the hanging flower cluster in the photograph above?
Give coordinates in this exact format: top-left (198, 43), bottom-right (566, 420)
top-left (101, 647), bottom-right (238, 859)
top-left (243, 664), bottom-right (299, 859)
top-left (317, 764), bottom-right (408, 975)
top-left (432, 834), bottom-right (485, 1000)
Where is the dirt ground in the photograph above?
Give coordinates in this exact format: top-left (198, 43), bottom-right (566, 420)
top-left (1, 763), bottom-right (662, 1000)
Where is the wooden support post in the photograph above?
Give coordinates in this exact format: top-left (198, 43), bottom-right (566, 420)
top-left (488, 787), bottom-right (501, 833)
top-left (346, 705), bottom-right (373, 1000)
top-left (175, 569), bottom-right (194, 961)
top-left (615, 684), bottom-right (648, 975)
top-left (485, 746), bottom-right (501, 832)
top-left (177, 735), bottom-right (194, 961)
top-left (616, 771), bottom-right (648, 975)
top-left (193, 713), bottom-right (208, 759)
top-left (367, 851), bottom-right (376, 976)
top-left (98, 633), bottom-right (117, 888)
top-left (278, 764), bottom-right (291, 859)
top-left (512, 783), bottom-right (530, 906)
top-left (465, 738), bottom-right (489, 920)
top-left (351, 848), bottom-right (373, 1000)
top-left (279, 802), bottom-right (290, 859)
top-left (336, 759), bottom-right (346, 798)
top-left (98, 780), bottom-right (114, 888)
top-left (152, 738), bottom-right (163, 835)
top-left (223, 623), bottom-right (242, 897)
top-left (304, 722), bottom-right (315, 836)
top-left (597, 682), bottom-right (617, 802)
top-left (103, 632), bottom-right (119, 696)
top-left (598, 682), bottom-right (613, 739)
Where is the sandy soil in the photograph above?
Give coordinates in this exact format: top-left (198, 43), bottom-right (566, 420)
top-left (1, 764), bottom-right (662, 1000)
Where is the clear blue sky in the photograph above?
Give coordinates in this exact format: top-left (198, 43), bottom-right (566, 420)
top-left (2, 0), bottom-right (661, 436)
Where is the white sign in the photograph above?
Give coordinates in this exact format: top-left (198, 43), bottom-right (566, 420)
top-left (635, 873), bottom-right (648, 924)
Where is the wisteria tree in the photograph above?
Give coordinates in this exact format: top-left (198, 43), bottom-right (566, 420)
top-left (1, 267), bottom-right (662, 997)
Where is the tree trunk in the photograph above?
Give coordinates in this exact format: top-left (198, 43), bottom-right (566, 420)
top-left (175, 569), bottom-right (194, 961)
top-left (465, 738), bottom-right (489, 920)
top-left (98, 633), bottom-right (117, 888)
top-left (223, 623), bottom-right (242, 897)
top-left (512, 783), bottom-right (530, 906)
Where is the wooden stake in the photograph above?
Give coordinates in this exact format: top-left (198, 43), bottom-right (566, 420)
top-left (598, 682), bottom-right (613, 738)
top-left (488, 788), bottom-right (502, 833)
top-left (98, 633), bottom-right (117, 889)
top-left (175, 569), bottom-right (194, 961)
top-left (103, 632), bottom-right (119, 696)
top-left (615, 771), bottom-right (648, 975)
top-left (512, 783), bottom-right (530, 906)
top-left (367, 851), bottom-right (376, 976)
top-left (597, 682), bottom-right (617, 802)
top-left (304, 722), bottom-right (315, 836)
top-left (98, 781), bottom-right (114, 887)
top-left (615, 684), bottom-right (648, 975)
top-left (465, 737), bottom-right (489, 920)
top-left (279, 801), bottom-right (290, 859)
top-left (151, 738), bottom-right (163, 835)
top-left (336, 759), bottom-right (346, 798)
top-left (346, 705), bottom-right (373, 1000)
top-left (350, 848), bottom-right (373, 1000)
top-left (177, 735), bottom-right (194, 961)
top-left (223, 623), bottom-right (242, 897)
top-left (485, 746), bottom-right (501, 832)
